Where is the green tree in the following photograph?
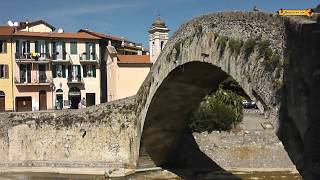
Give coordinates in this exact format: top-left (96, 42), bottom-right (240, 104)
top-left (189, 86), bottom-right (243, 132)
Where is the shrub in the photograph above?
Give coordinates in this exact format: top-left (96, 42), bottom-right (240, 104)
top-left (256, 40), bottom-right (271, 59)
top-left (188, 86), bottom-right (243, 132)
top-left (229, 38), bottom-right (243, 56)
top-left (263, 52), bottom-right (280, 71)
top-left (273, 79), bottom-right (282, 90)
top-left (217, 36), bottom-right (228, 51)
top-left (243, 39), bottom-right (256, 60)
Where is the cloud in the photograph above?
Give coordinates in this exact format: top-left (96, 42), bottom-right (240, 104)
top-left (42, 3), bottom-right (135, 19)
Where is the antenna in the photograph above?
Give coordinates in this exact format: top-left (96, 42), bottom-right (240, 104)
top-left (58, 28), bottom-right (64, 33)
top-left (7, 20), bottom-right (13, 26)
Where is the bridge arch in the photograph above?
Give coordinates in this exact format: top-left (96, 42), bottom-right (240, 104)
top-left (134, 12), bottom-right (319, 179)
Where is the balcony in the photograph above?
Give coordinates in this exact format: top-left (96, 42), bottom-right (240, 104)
top-left (15, 53), bottom-right (51, 63)
top-left (67, 75), bottom-right (84, 84)
top-left (79, 53), bottom-right (99, 64)
top-left (51, 52), bottom-right (72, 64)
top-left (15, 76), bottom-right (53, 86)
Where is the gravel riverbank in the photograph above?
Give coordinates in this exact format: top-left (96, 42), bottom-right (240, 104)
top-left (193, 110), bottom-right (296, 170)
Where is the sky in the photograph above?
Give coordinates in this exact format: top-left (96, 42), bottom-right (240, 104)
top-left (0, 0), bottom-right (319, 47)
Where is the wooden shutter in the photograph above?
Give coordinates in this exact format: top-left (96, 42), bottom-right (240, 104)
top-left (83, 65), bottom-right (87, 77)
top-left (52, 42), bottom-right (56, 59)
top-left (3, 40), bottom-right (7, 53)
top-left (45, 41), bottom-right (49, 54)
top-left (35, 41), bottom-right (39, 53)
top-left (77, 65), bottom-right (81, 77)
top-left (68, 65), bottom-right (72, 78)
top-left (16, 40), bottom-right (20, 54)
top-left (4, 65), bottom-right (9, 78)
top-left (62, 65), bottom-right (66, 78)
top-left (27, 64), bottom-right (31, 83)
top-left (93, 65), bottom-right (96, 77)
top-left (62, 42), bottom-right (66, 60)
top-left (27, 41), bottom-right (30, 53)
top-left (92, 43), bottom-right (96, 60)
top-left (70, 42), bottom-right (77, 54)
top-left (52, 65), bottom-right (57, 78)
top-left (85, 42), bottom-right (90, 60)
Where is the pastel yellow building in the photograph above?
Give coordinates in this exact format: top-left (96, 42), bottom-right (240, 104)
top-left (106, 53), bottom-right (152, 101)
top-left (0, 26), bottom-right (14, 112)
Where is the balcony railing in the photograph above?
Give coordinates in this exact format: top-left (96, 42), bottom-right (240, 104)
top-left (51, 53), bottom-right (72, 64)
top-left (79, 53), bottom-right (98, 63)
top-left (15, 76), bottom-right (52, 85)
top-left (67, 75), bottom-right (84, 84)
top-left (15, 53), bottom-right (52, 63)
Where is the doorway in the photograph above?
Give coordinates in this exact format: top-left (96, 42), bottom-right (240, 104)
top-left (39, 90), bottom-right (47, 110)
top-left (69, 87), bottom-right (81, 109)
top-left (56, 89), bottom-right (63, 110)
top-left (16, 97), bottom-right (32, 112)
top-left (0, 91), bottom-right (5, 112)
top-left (86, 93), bottom-right (95, 107)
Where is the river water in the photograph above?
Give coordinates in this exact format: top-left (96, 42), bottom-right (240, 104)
top-left (0, 170), bottom-right (302, 179)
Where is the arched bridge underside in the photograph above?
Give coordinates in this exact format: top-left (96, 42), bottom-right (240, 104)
top-left (134, 12), bottom-right (320, 179)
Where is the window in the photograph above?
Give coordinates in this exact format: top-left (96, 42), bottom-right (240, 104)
top-left (0, 40), bottom-right (7, 53)
top-left (52, 64), bottom-right (66, 78)
top-left (0, 65), bottom-right (8, 78)
top-left (83, 65), bottom-right (96, 78)
top-left (85, 42), bottom-right (96, 60)
top-left (70, 42), bottom-right (77, 54)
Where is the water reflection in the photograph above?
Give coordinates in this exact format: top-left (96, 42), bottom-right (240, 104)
top-left (0, 171), bottom-right (302, 180)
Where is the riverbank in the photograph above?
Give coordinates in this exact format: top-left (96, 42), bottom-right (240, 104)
top-left (193, 110), bottom-right (297, 171)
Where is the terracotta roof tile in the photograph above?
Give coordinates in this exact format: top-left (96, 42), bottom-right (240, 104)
top-left (13, 31), bottom-right (100, 40)
top-left (0, 26), bottom-right (14, 36)
top-left (117, 55), bottom-right (151, 64)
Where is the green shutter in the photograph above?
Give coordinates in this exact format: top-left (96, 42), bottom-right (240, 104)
top-left (27, 41), bottom-right (30, 53)
top-left (93, 65), bottom-right (96, 77)
top-left (77, 65), bottom-right (81, 77)
top-left (35, 41), bottom-right (39, 53)
top-left (85, 42), bottom-right (90, 60)
top-left (52, 65), bottom-right (57, 78)
top-left (45, 41), bottom-right (49, 54)
top-left (52, 42), bottom-right (56, 59)
top-left (62, 42), bottom-right (66, 60)
top-left (68, 65), bottom-right (72, 78)
top-left (70, 42), bottom-right (77, 54)
top-left (83, 65), bottom-right (87, 77)
top-left (3, 41), bottom-right (7, 53)
top-left (16, 40), bottom-right (20, 54)
top-left (5, 65), bottom-right (9, 78)
top-left (92, 43), bottom-right (96, 60)
top-left (62, 65), bottom-right (66, 78)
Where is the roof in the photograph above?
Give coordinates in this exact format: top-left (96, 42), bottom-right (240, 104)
top-left (0, 26), bottom-right (14, 36)
top-left (13, 31), bottom-right (100, 40)
top-left (79, 29), bottom-right (124, 42)
top-left (117, 55), bottom-right (151, 64)
top-left (18, 20), bottom-right (55, 31)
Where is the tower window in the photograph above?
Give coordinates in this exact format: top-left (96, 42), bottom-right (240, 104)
top-left (160, 41), bottom-right (164, 50)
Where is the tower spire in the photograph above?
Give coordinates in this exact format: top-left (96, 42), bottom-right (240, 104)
top-left (148, 15), bottom-right (170, 63)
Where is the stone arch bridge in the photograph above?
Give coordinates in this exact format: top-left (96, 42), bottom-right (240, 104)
top-left (0, 12), bottom-right (319, 180)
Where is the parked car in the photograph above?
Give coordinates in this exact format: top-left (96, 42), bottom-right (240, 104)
top-left (242, 100), bottom-right (258, 109)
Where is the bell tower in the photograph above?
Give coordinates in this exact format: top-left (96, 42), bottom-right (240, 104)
top-left (148, 16), bottom-right (169, 63)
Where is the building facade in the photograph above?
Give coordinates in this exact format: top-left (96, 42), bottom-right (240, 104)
top-left (0, 26), bottom-right (14, 112)
top-left (1, 21), bottom-right (101, 112)
top-left (107, 54), bottom-right (152, 101)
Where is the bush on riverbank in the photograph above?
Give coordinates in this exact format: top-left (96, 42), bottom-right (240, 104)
top-left (188, 85), bottom-right (243, 132)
